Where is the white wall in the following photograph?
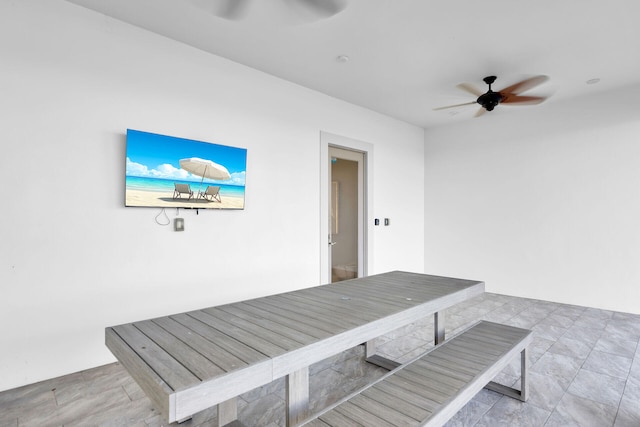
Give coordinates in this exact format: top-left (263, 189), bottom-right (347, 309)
top-left (424, 85), bottom-right (640, 314)
top-left (0, 0), bottom-right (425, 392)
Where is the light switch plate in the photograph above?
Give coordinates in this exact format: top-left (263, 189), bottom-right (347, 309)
top-left (174, 218), bottom-right (184, 232)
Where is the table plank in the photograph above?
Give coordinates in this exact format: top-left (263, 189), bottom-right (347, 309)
top-left (201, 306), bottom-right (308, 351)
top-left (188, 310), bottom-right (288, 358)
top-left (231, 301), bottom-right (334, 340)
top-left (251, 295), bottom-right (357, 332)
top-left (216, 304), bottom-right (320, 345)
top-left (243, 298), bottom-right (346, 336)
top-left (105, 328), bottom-right (174, 417)
top-left (134, 320), bottom-right (225, 380)
top-left (111, 324), bottom-right (199, 391)
top-left (276, 293), bottom-right (380, 323)
top-left (170, 313), bottom-right (268, 365)
top-left (152, 316), bottom-right (249, 373)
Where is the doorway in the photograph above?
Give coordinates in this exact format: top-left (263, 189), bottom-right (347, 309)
top-left (320, 131), bottom-right (373, 285)
top-left (328, 146), bottom-right (365, 283)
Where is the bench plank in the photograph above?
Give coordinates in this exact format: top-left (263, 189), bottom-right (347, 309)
top-left (369, 380), bottom-right (440, 413)
top-left (333, 401), bottom-right (396, 427)
top-left (349, 394), bottom-right (419, 425)
top-left (303, 321), bottom-right (531, 427)
top-left (361, 385), bottom-right (432, 421)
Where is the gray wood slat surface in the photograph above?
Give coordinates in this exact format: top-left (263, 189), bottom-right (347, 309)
top-left (133, 320), bottom-right (225, 381)
top-left (188, 309), bottom-right (288, 358)
top-left (201, 306), bottom-right (308, 351)
top-left (303, 420), bottom-right (331, 427)
top-left (360, 385), bottom-right (431, 421)
top-left (235, 301), bottom-right (335, 339)
top-left (170, 313), bottom-right (267, 366)
top-left (111, 324), bottom-right (199, 391)
top-left (105, 271), bottom-right (485, 424)
top-left (262, 294), bottom-right (364, 329)
top-left (277, 293), bottom-right (381, 324)
top-left (105, 328), bottom-right (174, 417)
top-left (216, 303), bottom-right (321, 344)
top-left (303, 321), bottom-right (531, 427)
top-left (294, 285), bottom-right (408, 315)
top-left (242, 298), bottom-right (344, 336)
top-left (293, 284), bottom-right (397, 308)
top-left (151, 316), bottom-right (247, 373)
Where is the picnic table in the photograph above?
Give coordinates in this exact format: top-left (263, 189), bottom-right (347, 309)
top-left (105, 271), bottom-right (484, 426)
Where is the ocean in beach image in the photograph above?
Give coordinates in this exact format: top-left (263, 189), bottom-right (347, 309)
top-left (125, 130), bottom-right (247, 210)
top-left (126, 176), bottom-right (245, 198)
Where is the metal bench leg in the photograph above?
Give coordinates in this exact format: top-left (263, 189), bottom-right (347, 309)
top-left (364, 338), bottom-right (402, 370)
top-left (286, 367), bottom-right (309, 427)
top-left (520, 347), bottom-right (528, 401)
top-left (485, 347), bottom-right (529, 402)
top-left (434, 311), bottom-right (445, 345)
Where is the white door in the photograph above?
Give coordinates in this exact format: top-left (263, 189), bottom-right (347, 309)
top-left (328, 146), bottom-right (365, 283)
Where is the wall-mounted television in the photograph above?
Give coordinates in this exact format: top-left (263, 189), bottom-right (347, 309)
top-left (125, 129), bottom-right (247, 210)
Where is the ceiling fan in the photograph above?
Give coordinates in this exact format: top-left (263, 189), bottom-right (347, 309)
top-left (434, 75), bottom-right (550, 117)
top-left (200, 0), bottom-right (347, 21)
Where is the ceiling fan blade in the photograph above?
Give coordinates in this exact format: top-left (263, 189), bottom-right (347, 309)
top-left (456, 83), bottom-right (484, 97)
top-left (283, 0), bottom-right (347, 18)
top-left (433, 101), bottom-right (478, 111)
top-left (498, 75), bottom-right (549, 95)
top-left (501, 95), bottom-right (547, 105)
top-left (213, 0), bottom-right (251, 20)
top-left (474, 107), bottom-right (487, 118)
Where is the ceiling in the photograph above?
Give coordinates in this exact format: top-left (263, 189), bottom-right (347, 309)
top-left (65, 0), bottom-right (640, 128)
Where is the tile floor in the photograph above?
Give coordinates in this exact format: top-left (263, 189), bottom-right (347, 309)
top-left (1, 293), bottom-right (639, 426)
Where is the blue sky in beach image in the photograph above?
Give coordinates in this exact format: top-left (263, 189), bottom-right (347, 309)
top-left (125, 129), bottom-right (247, 202)
top-left (126, 129), bottom-right (246, 185)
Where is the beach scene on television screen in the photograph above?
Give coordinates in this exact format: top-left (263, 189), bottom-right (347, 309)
top-left (125, 130), bottom-right (247, 209)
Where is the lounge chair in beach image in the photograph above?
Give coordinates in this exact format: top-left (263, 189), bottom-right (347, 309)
top-left (198, 185), bottom-right (222, 202)
top-left (173, 183), bottom-right (194, 199)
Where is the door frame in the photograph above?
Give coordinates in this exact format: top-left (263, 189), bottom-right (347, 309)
top-left (320, 131), bottom-right (374, 284)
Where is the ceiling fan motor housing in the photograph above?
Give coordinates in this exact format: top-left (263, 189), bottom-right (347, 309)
top-left (477, 91), bottom-right (503, 111)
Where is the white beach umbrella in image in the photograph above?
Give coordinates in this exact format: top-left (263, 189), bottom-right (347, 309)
top-left (179, 157), bottom-right (231, 194)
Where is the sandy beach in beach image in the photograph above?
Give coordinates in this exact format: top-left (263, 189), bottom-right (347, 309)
top-left (126, 189), bottom-right (245, 209)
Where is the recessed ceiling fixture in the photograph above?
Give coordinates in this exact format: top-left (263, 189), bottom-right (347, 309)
top-left (336, 55), bottom-right (350, 63)
top-left (586, 78), bottom-right (601, 85)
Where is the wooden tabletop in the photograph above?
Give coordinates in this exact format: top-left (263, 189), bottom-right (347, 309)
top-left (105, 271), bottom-right (484, 423)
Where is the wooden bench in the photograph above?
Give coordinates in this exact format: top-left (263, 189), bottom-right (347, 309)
top-left (301, 321), bottom-right (532, 427)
